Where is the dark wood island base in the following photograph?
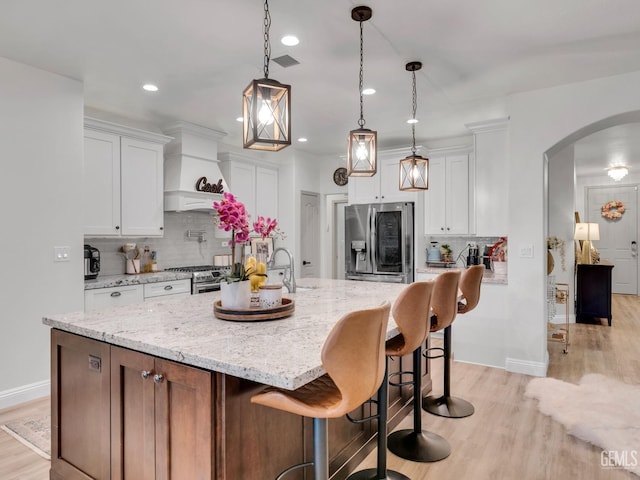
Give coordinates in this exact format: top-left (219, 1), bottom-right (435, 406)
top-left (51, 329), bottom-right (430, 480)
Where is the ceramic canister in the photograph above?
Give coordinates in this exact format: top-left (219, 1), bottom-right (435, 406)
top-left (259, 284), bottom-right (283, 309)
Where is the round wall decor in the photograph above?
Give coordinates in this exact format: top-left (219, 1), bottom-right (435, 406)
top-left (601, 200), bottom-right (625, 220)
top-left (333, 167), bottom-right (348, 186)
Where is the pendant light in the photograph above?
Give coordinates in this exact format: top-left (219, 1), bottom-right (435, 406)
top-left (242, 0), bottom-right (291, 151)
top-left (347, 6), bottom-right (377, 177)
top-left (399, 61), bottom-right (429, 191)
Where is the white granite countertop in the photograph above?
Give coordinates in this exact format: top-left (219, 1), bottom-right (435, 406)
top-left (415, 266), bottom-right (507, 285)
top-left (44, 278), bottom-right (408, 390)
top-left (84, 271), bottom-right (192, 290)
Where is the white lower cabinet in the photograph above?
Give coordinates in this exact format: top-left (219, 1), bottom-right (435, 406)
top-left (84, 285), bottom-right (144, 311)
top-left (143, 279), bottom-right (191, 299)
top-left (85, 279), bottom-right (191, 310)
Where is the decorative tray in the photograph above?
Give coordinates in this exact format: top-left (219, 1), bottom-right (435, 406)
top-left (213, 298), bottom-right (295, 322)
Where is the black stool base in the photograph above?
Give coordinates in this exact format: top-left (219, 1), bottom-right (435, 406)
top-left (422, 395), bottom-right (474, 418)
top-left (347, 468), bottom-right (411, 480)
top-left (387, 429), bottom-right (451, 463)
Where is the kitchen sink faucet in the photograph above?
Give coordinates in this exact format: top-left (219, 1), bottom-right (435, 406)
top-left (267, 247), bottom-right (296, 293)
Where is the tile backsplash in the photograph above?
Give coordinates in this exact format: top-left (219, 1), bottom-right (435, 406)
top-left (86, 211), bottom-right (234, 275)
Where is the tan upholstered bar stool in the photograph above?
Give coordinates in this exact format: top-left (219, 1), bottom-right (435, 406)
top-left (423, 266), bottom-right (483, 419)
top-left (349, 281), bottom-right (439, 478)
top-left (251, 303), bottom-right (391, 480)
top-left (384, 280), bottom-right (452, 464)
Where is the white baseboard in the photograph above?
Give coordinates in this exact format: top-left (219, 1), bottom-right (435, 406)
top-left (505, 357), bottom-right (548, 377)
top-left (550, 313), bottom-right (576, 324)
top-left (0, 380), bottom-right (50, 410)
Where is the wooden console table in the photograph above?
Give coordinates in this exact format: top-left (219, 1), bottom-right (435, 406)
top-left (576, 263), bottom-right (614, 326)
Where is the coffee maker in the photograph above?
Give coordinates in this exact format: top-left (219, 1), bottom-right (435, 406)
top-left (84, 244), bottom-right (100, 280)
top-left (466, 243), bottom-right (480, 267)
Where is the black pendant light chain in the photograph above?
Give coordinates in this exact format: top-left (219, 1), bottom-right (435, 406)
top-left (358, 19), bottom-right (365, 128)
top-left (263, 0), bottom-right (271, 79)
top-left (411, 68), bottom-right (417, 154)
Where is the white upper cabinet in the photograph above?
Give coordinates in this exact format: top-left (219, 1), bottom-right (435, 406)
top-left (466, 118), bottom-right (509, 237)
top-left (348, 147), bottom-right (420, 204)
top-left (219, 152), bottom-right (279, 220)
top-left (424, 151), bottom-right (472, 235)
top-left (83, 118), bottom-right (172, 237)
top-left (120, 138), bottom-right (164, 236)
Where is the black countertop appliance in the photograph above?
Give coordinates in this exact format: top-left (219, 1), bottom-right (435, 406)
top-left (84, 244), bottom-right (100, 280)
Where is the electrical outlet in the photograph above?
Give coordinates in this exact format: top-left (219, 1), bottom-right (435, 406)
top-left (519, 244), bottom-right (534, 258)
top-left (54, 246), bottom-right (71, 262)
top-left (221, 241), bottom-right (229, 247)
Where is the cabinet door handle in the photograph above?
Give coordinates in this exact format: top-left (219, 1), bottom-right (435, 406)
top-left (153, 374), bottom-right (164, 384)
top-left (115, 225), bottom-right (120, 230)
top-left (303, 261), bottom-right (310, 265)
top-left (141, 370), bottom-right (152, 379)
top-left (632, 240), bottom-right (637, 257)
top-left (159, 226), bottom-right (164, 230)
top-left (110, 291), bottom-right (122, 297)
top-left (440, 227), bottom-right (445, 231)
top-left (164, 285), bottom-right (173, 291)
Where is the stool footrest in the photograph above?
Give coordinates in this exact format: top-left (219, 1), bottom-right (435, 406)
top-left (388, 370), bottom-right (415, 388)
top-left (422, 395), bottom-right (474, 418)
top-left (423, 346), bottom-right (445, 359)
top-left (346, 398), bottom-right (379, 424)
top-left (275, 461), bottom-right (314, 480)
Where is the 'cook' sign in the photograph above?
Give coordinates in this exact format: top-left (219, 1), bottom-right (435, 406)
top-left (195, 177), bottom-right (224, 194)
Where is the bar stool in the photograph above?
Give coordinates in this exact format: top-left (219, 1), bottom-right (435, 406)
top-left (385, 278), bottom-right (453, 463)
top-left (423, 266), bottom-right (483, 419)
top-left (251, 302), bottom-right (391, 480)
top-left (348, 281), bottom-right (437, 479)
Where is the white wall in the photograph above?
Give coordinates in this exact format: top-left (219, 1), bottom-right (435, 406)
top-left (548, 145), bottom-right (576, 318)
top-left (506, 70), bottom-right (640, 376)
top-left (0, 57), bottom-right (84, 407)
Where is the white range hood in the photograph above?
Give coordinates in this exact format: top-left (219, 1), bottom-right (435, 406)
top-left (163, 121), bottom-right (229, 212)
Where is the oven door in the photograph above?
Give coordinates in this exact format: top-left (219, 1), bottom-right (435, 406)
top-left (192, 281), bottom-right (222, 294)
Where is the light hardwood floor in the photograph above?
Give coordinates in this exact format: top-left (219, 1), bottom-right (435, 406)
top-left (1, 294), bottom-right (638, 480)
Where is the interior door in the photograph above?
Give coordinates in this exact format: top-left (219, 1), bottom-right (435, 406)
top-left (300, 191), bottom-right (320, 278)
top-left (586, 185), bottom-right (638, 294)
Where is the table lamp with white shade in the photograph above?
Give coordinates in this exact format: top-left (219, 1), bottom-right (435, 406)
top-left (574, 222), bottom-right (600, 264)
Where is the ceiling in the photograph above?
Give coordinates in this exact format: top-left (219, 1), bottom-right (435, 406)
top-left (3, 0), bottom-right (640, 174)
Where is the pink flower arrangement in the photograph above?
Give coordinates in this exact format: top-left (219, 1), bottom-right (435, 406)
top-left (213, 193), bottom-right (251, 245)
top-left (213, 193), bottom-right (285, 282)
top-left (253, 216), bottom-right (279, 240)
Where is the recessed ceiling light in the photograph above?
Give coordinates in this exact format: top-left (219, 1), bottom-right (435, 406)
top-left (142, 84), bottom-right (158, 92)
top-left (281, 35), bottom-right (299, 46)
top-left (407, 118), bottom-right (419, 124)
top-left (236, 117), bottom-right (244, 122)
top-left (298, 137), bottom-right (308, 142)
top-left (362, 87), bottom-right (376, 95)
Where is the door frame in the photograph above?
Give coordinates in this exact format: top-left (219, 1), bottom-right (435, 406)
top-left (325, 194), bottom-right (349, 279)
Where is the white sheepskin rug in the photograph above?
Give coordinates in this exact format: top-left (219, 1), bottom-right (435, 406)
top-left (525, 374), bottom-right (640, 476)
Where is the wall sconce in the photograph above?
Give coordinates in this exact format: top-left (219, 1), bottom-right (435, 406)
top-left (574, 222), bottom-right (600, 264)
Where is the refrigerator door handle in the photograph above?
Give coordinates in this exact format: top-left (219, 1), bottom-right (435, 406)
top-left (371, 206), bottom-right (378, 273)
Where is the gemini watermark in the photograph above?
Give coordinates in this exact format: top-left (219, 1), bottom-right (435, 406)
top-left (600, 450), bottom-right (638, 469)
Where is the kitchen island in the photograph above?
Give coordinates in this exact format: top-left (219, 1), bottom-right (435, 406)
top-left (44, 278), bottom-right (430, 480)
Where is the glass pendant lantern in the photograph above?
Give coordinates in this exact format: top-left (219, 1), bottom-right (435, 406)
top-left (347, 6), bottom-right (377, 177)
top-left (399, 61), bottom-right (429, 191)
top-left (243, 0), bottom-right (291, 151)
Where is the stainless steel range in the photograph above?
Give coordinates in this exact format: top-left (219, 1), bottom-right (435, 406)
top-left (165, 266), bottom-right (229, 294)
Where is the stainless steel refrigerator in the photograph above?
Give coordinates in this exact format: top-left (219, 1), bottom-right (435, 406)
top-left (345, 202), bottom-right (414, 283)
